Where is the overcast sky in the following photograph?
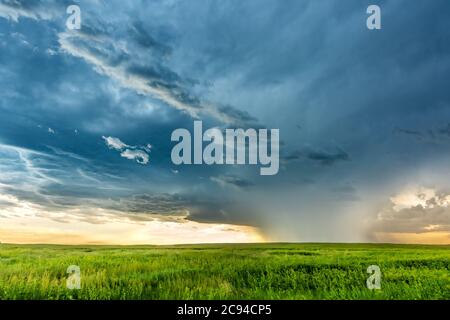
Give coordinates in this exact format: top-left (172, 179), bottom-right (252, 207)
top-left (0, 0), bottom-right (449, 244)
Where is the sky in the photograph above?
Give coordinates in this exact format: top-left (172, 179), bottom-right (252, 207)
top-left (0, 0), bottom-right (449, 245)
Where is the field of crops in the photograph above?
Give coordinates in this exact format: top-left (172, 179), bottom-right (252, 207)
top-left (0, 243), bottom-right (448, 300)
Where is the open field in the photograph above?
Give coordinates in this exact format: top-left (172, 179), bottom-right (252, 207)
top-left (0, 243), bottom-right (448, 300)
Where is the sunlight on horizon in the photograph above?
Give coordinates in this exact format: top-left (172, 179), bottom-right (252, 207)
top-left (0, 197), bottom-right (266, 245)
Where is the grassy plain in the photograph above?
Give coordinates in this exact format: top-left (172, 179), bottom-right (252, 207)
top-left (0, 243), bottom-right (448, 300)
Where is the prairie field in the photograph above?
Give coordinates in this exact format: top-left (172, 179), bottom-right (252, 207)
top-left (0, 243), bottom-right (448, 300)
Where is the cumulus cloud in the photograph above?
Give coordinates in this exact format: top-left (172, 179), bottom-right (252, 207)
top-left (102, 136), bottom-right (129, 151)
top-left (369, 187), bottom-right (450, 235)
top-left (102, 136), bottom-right (151, 165)
top-left (120, 149), bottom-right (149, 165)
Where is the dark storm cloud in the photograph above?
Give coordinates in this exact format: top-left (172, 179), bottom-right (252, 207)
top-left (437, 124), bottom-right (450, 137)
top-left (284, 147), bottom-right (350, 166)
top-left (393, 128), bottom-right (424, 139)
top-left (1, 0), bottom-right (450, 242)
top-left (392, 125), bottom-right (450, 143)
top-left (57, 14), bottom-right (259, 126)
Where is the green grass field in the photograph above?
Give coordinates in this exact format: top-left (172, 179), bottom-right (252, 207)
top-left (0, 243), bottom-right (448, 300)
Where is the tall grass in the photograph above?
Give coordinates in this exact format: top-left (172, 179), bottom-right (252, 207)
top-left (0, 243), bottom-right (448, 299)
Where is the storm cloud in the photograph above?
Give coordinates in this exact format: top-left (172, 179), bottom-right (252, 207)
top-left (1, 0), bottom-right (450, 243)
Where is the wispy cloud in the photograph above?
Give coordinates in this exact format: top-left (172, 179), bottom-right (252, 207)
top-left (284, 146), bottom-right (350, 166)
top-left (56, 23), bottom-right (257, 125)
top-left (0, 1), bottom-right (54, 22)
top-left (211, 175), bottom-right (254, 190)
